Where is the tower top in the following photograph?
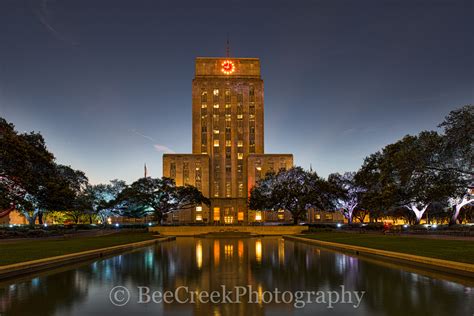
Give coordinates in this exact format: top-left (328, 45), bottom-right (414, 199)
top-left (194, 57), bottom-right (261, 78)
top-left (226, 35), bottom-right (230, 57)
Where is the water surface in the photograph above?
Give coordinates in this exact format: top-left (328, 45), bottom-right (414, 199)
top-left (0, 237), bottom-right (472, 315)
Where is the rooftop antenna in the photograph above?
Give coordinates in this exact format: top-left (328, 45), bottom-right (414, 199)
top-left (226, 33), bottom-right (230, 57)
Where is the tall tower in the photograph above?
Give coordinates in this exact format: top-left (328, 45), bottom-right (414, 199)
top-left (163, 56), bottom-right (293, 224)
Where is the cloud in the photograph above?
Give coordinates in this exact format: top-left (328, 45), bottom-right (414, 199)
top-left (153, 144), bottom-right (175, 153)
top-left (35, 0), bottom-right (78, 46)
top-left (130, 129), bottom-right (175, 153)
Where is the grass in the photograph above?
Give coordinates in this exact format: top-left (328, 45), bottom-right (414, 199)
top-left (302, 232), bottom-right (474, 264)
top-left (0, 232), bottom-right (157, 266)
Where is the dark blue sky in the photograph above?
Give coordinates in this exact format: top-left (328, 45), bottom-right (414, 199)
top-left (1, 0), bottom-right (473, 184)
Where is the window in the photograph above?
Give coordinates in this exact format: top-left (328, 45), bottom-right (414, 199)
top-left (315, 214), bottom-right (321, 220)
top-left (213, 129), bottom-right (219, 134)
top-left (238, 210), bottom-right (244, 221)
top-left (238, 153), bottom-right (243, 160)
top-left (255, 211), bottom-right (262, 221)
top-left (201, 91), bottom-right (207, 103)
top-left (238, 182), bottom-right (244, 197)
top-left (225, 89), bottom-right (231, 103)
top-left (325, 214), bottom-right (333, 220)
top-left (213, 89), bottom-right (219, 96)
top-left (237, 140), bottom-right (243, 147)
top-left (214, 182), bottom-right (219, 197)
top-left (249, 86), bottom-right (255, 102)
top-left (214, 139), bottom-right (219, 147)
top-left (213, 103), bottom-right (219, 108)
top-left (225, 182), bottom-right (231, 197)
top-left (213, 207), bottom-right (220, 222)
top-left (195, 164), bottom-right (202, 190)
top-left (196, 206), bottom-right (202, 212)
top-left (196, 214), bottom-right (203, 221)
top-left (183, 162), bottom-right (190, 184)
top-left (170, 162), bottom-right (176, 178)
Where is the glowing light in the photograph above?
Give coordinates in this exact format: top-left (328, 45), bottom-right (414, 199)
top-left (403, 224), bottom-right (409, 228)
top-left (224, 244), bottom-right (234, 258)
top-left (107, 217), bottom-right (112, 225)
top-left (115, 223), bottom-right (120, 228)
top-left (221, 60), bottom-right (235, 75)
top-left (148, 222), bottom-right (152, 226)
top-left (255, 211), bottom-right (262, 221)
top-left (432, 224), bottom-right (438, 229)
top-left (255, 239), bottom-right (262, 263)
top-left (196, 214), bottom-right (203, 221)
top-left (196, 206), bottom-right (202, 212)
top-left (336, 223), bottom-right (342, 228)
top-left (214, 240), bottom-right (220, 266)
top-left (196, 240), bottom-right (203, 269)
top-left (43, 223), bottom-right (48, 227)
top-left (9, 225), bottom-right (13, 228)
top-left (238, 240), bottom-right (244, 259)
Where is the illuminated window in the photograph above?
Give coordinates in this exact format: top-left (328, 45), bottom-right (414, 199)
top-left (237, 114), bottom-right (243, 119)
top-left (201, 103), bottom-right (207, 109)
top-left (255, 211), bottom-right (262, 221)
top-left (201, 91), bottom-right (207, 103)
top-left (238, 182), bottom-right (244, 197)
top-left (225, 140), bottom-right (231, 147)
top-left (213, 129), bottom-right (219, 134)
top-left (214, 139), bottom-right (219, 147)
top-left (237, 141), bottom-right (243, 147)
top-left (325, 214), bottom-right (333, 220)
top-left (196, 214), bottom-right (203, 221)
top-left (196, 206), bottom-right (202, 212)
top-left (214, 103), bottom-right (219, 108)
top-left (225, 89), bottom-right (231, 103)
top-left (238, 153), bottom-right (243, 160)
top-left (213, 89), bottom-right (219, 96)
top-left (238, 210), bottom-right (244, 221)
top-left (213, 207), bottom-right (221, 222)
top-left (315, 214), bottom-right (321, 220)
top-left (195, 164), bottom-right (202, 190)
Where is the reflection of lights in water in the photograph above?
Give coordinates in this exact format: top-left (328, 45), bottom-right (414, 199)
top-left (224, 244), bottom-right (234, 258)
top-left (278, 239), bottom-right (285, 263)
top-left (255, 240), bottom-right (262, 263)
top-left (258, 284), bottom-right (263, 305)
top-left (238, 240), bottom-right (244, 259)
top-left (214, 240), bottom-right (220, 266)
top-left (145, 250), bottom-right (154, 269)
top-left (31, 278), bottom-right (40, 288)
top-left (196, 240), bottom-right (203, 269)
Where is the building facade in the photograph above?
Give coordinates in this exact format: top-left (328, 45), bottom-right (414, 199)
top-left (163, 57), bottom-right (293, 224)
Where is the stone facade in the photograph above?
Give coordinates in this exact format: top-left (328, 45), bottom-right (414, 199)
top-left (163, 56), bottom-right (294, 224)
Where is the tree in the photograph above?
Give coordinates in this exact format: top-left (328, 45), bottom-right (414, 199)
top-left (249, 167), bottom-right (337, 225)
top-left (328, 172), bottom-right (365, 224)
top-left (356, 132), bottom-right (460, 224)
top-left (115, 177), bottom-right (209, 224)
top-left (437, 105), bottom-right (474, 224)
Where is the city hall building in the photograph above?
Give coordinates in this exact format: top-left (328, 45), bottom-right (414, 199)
top-left (163, 57), bottom-right (293, 224)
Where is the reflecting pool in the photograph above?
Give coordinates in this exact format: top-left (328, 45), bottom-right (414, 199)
top-left (0, 237), bottom-right (473, 315)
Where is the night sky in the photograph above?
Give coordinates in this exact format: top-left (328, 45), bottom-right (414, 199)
top-left (1, 0), bottom-right (473, 184)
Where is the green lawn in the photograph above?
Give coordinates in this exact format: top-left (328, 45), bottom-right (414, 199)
top-left (302, 232), bottom-right (474, 264)
top-left (0, 232), bottom-right (157, 266)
